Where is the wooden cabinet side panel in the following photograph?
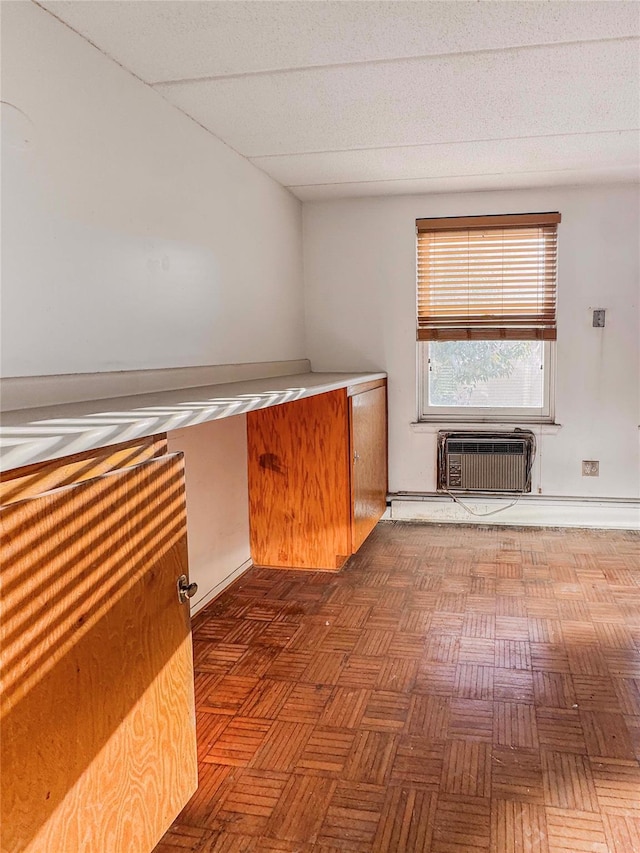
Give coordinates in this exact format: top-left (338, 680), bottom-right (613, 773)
top-left (0, 434), bottom-right (168, 505)
top-left (247, 390), bottom-right (351, 570)
top-left (0, 454), bottom-right (197, 853)
top-left (350, 384), bottom-right (388, 552)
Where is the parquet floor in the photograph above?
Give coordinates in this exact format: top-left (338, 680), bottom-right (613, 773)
top-left (155, 522), bottom-right (640, 853)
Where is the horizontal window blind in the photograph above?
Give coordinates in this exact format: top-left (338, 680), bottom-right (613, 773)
top-left (417, 212), bottom-right (560, 342)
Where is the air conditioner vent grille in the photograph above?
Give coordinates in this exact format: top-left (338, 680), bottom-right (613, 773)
top-left (447, 440), bottom-right (525, 455)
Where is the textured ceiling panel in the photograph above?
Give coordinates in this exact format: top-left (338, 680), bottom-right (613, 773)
top-left (155, 40), bottom-right (639, 157)
top-left (294, 166), bottom-right (640, 201)
top-left (36, 1), bottom-right (640, 197)
top-left (251, 131), bottom-right (640, 188)
top-left (40, 0), bottom-right (640, 83)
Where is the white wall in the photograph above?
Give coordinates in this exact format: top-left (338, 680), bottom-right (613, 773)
top-left (168, 417), bottom-right (250, 614)
top-left (1, 1), bottom-right (304, 377)
top-left (304, 184), bottom-right (640, 500)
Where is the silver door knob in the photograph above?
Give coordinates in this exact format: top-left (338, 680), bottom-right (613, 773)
top-left (177, 574), bottom-right (198, 604)
top-left (353, 451), bottom-right (360, 462)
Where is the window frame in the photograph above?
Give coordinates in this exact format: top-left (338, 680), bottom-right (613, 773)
top-left (417, 338), bottom-right (556, 424)
top-left (415, 211), bottom-right (559, 424)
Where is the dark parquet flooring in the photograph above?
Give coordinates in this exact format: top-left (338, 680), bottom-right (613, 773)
top-left (155, 522), bottom-right (640, 853)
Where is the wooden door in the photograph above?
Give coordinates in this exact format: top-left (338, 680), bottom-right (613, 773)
top-left (1, 453), bottom-right (197, 853)
top-left (350, 384), bottom-right (388, 552)
top-left (247, 389), bottom-right (352, 570)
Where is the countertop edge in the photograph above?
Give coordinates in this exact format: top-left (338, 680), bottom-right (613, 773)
top-left (0, 371), bottom-right (386, 473)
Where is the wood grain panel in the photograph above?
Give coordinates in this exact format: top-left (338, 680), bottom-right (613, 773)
top-left (247, 389), bottom-right (351, 570)
top-left (1, 454), bottom-right (197, 853)
top-left (346, 378), bottom-right (386, 397)
top-left (350, 384), bottom-right (387, 553)
top-left (0, 434), bottom-right (167, 505)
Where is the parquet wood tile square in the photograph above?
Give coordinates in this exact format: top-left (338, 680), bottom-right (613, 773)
top-left (343, 730), bottom-right (398, 786)
top-left (154, 824), bottom-right (216, 852)
top-left (337, 656), bottom-right (383, 689)
top-left (372, 787), bottom-right (437, 853)
top-left (238, 680), bottom-right (294, 720)
top-left (444, 701), bottom-right (491, 747)
top-left (250, 721), bottom-right (314, 773)
top-left (536, 708), bottom-right (588, 754)
top-left (414, 662), bottom-right (458, 696)
top-left (319, 687), bottom-right (369, 729)
top-left (155, 523), bottom-right (640, 853)
top-left (533, 672), bottom-right (577, 709)
top-left (214, 770), bottom-right (289, 836)
top-left (602, 814), bottom-right (640, 853)
top-left (265, 775), bottom-right (336, 844)
top-left (441, 739), bottom-right (492, 796)
top-left (541, 751), bottom-right (599, 811)
top-left (494, 668), bottom-right (536, 703)
top-left (528, 619), bottom-right (564, 644)
top-left (407, 694), bottom-right (450, 739)
top-left (493, 702), bottom-right (539, 749)
top-left (202, 718), bottom-right (272, 767)
top-left (581, 712), bottom-right (636, 760)
top-left (295, 729), bottom-right (356, 777)
top-left (430, 794), bottom-right (491, 852)
top-left (545, 807), bottom-right (608, 853)
top-left (573, 675), bottom-right (621, 712)
top-left (276, 684), bottom-right (333, 724)
top-left (264, 650), bottom-right (313, 681)
top-left (361, 690), bottom-right (411, 732)
top-left (424, 634), bottom-right (460, 664)
top-left (530, 643), bottom-right (571, 674)
top-left (454, 663), bottom-right (494, 700)
top-left (491, 747), bottom-right (545, 804)
top-left (459, 637), bottom-right (496, 665)
top-left (590, 758), bottom-right (640, 816)
top-left (490, 800), bottom-right (548, 852)
top-left (376, 657), bottom-right (418, 692)
top-left (317, 782), bottom-right (386, 851)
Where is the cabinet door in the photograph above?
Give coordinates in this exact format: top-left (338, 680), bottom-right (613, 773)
top-left (350, 384), bottom-right (388, 552)
top-left (247, 389), bottom-right (352, 570)
top-left (1, 453), bottom-right (197, 853)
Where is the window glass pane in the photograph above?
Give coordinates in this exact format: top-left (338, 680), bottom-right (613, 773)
top-left (428, 341), bottom-right (544, 408)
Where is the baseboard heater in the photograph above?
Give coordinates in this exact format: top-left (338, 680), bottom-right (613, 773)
top-left (437, 431), bottom-right (535, 494)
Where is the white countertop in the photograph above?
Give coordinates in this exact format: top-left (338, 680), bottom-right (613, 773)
top-left (0, 371), bottom-right (386, 472)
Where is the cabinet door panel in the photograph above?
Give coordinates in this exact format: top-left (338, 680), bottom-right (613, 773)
top-left (350, 385), bottom-right (388, 552)
top-left (247, 389), bottom-right (351, 570)
top-left (1, 454), bottom-right (197, 853)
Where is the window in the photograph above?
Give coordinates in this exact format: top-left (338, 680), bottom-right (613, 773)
top-left (417, 212), bottom-right (560, 422)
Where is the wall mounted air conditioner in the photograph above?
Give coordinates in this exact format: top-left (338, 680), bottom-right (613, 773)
top-left (437, 431), bottom-right (535, 493)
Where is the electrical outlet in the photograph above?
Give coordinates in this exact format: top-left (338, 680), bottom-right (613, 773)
top-left (582, 460), bottom-right (599, 477)
top-left (592, 309), bottom-right (606, 328)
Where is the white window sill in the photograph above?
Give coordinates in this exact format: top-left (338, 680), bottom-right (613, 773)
top-left (410, 421), bottom-right (563, 435)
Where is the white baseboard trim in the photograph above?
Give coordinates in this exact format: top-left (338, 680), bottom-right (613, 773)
top-left (389, 495), bottom-right (640, 530)
top-left (190, 558), bottom-right (253, 616)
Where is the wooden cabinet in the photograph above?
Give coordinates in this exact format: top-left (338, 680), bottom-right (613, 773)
top-left (1, 445), bottom-right (197, 853)
top-left (247, 380), bottom-right (387, 570)
top-left (350, 383), bottom-right (388, 552)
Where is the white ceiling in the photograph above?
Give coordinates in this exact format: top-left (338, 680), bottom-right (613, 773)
top-left (39, 1), bottom-right (640, 200)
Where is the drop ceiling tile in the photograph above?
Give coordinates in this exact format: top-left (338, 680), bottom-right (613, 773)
top-left (40, 1), bottom-right (640, 83)
top-left (251, 131), bottom-right (640, 187)
top-left (293, 166), bottom-right (640, 201)
top-left (156, 40), bottom-right (639, 157)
